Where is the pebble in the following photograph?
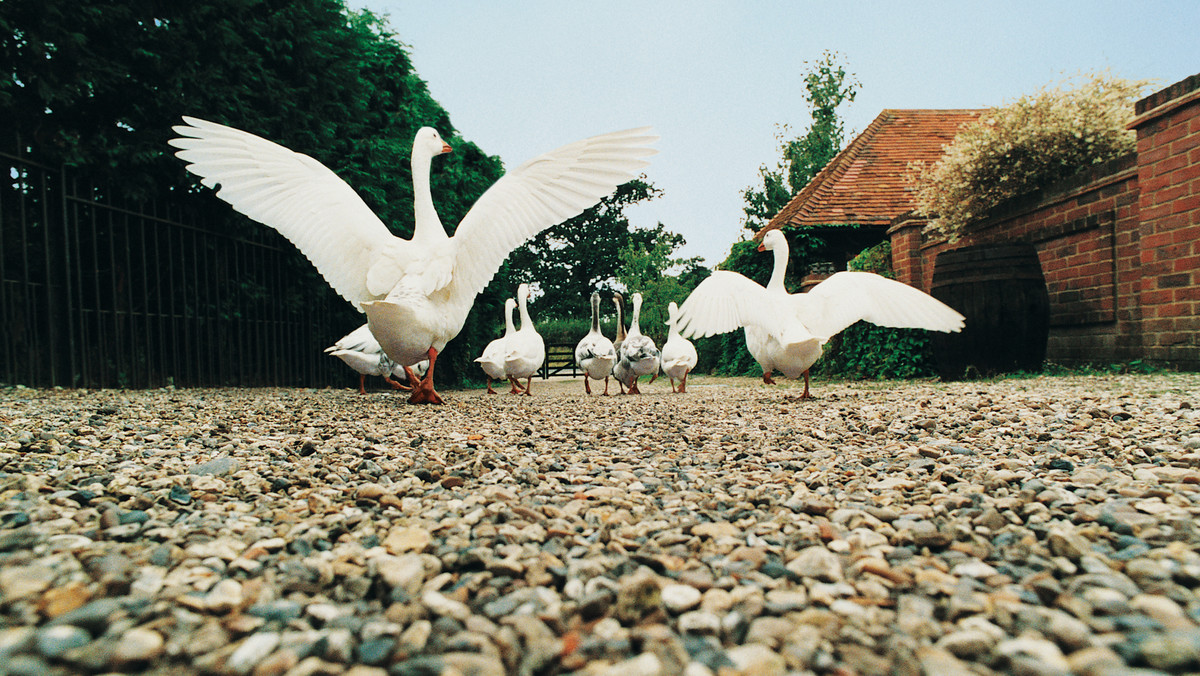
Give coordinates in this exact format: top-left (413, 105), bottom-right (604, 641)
top-left (661, 584), bottom-right (702, 613)
top-left (34, 625), bottom-right (90, 659)
top-left (225, 631), bottom-right (281, 674)
top-left (110, 627), bottom-right (164, 665)
top-left (0, 374), bottom-right (1198, 675)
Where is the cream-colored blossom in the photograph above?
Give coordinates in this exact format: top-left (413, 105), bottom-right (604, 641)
top-left (908, 71), bottom-right (1151, 241)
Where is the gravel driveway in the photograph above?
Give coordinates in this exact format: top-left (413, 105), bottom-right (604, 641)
top-left (1, 373), bottom-right (1199, 675)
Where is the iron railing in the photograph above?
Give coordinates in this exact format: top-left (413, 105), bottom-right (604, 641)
top-left (1, 142), bottom-right (359, 389)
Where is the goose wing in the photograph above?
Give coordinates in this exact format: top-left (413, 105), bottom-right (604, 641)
top-left (675, 271), bottom-right (784, 339)
top-left (791, 271), bottom-right (965, 339)
top-left (449, 128), bottom-right (657, 301)
top-left (169, 117), bottom-right (411, 309)
top-left (325, 324), bottom-right (380, 354)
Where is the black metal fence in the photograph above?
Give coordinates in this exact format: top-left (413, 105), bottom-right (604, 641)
top-left (1, 142), bottom-right (358, 389)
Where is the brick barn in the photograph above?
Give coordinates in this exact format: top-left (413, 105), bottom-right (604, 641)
top-left (763, 74), bottom-right (1200, 370)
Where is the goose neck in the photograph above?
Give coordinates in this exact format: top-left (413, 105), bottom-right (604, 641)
top-left (517, 291), bottom-right (531, 330)
top-left (411, 150), bottom-right (445, 243)
top-left (503, 301), bottom-right (517, 336)
top-left (767, 242), bottom-right (789, 291)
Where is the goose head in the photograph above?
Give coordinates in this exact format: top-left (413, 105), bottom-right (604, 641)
top-left (758, 229), bottom-right (791, 290)
top-left (515, 283), bottom-right (533, 327)
top-left (665, 301), bottom-right (680, 329)
top-left (503, 297), bottom-right (518, 333)
top-left (590, 292), bottom-right (602, 331)
top-left (413, 127), bottom-right (453, 161)
top-left (757, 229), bottom-right (787, 252)
top-left (612, 293), bottom-right (627, 342)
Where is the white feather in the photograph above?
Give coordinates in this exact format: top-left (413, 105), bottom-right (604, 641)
top-left (170, 118), bottom-right (656, 389)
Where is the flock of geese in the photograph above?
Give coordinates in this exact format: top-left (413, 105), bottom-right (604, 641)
top-left (472, 287), bottom-right (698, 397)
top-left (170, 118), bottom-right (964, 403)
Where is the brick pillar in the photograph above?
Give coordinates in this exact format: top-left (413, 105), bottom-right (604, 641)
top-left (887, 212), bottom-right (927, 290)
top-left (1129, 73), bottom-right (1200, 368)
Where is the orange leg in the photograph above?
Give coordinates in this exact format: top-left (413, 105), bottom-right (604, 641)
top-left (405, 348), bottom-right (443, 405)
top-left (800, 370), bottom-right (812, 399)
top-left (603, 377), bottom-right (610, 396)
top-left (522, 376), bottom-right (532, 396)
top-left (485, 377), bottom-right (497, 394)
top-left (647, 372), bottom-right (658, 385)
top-left (383, 375), bottom-right (411, 391)
top-left (584, 377), bottom-right (592, 395)
top-left (629, 377), bottom-right (641, 395)
top-left (762, 370), bottom-right (776, 385)
top-left (678, 372), bottom-right (689, 394)
top-left (358, 374), bottom-right (368, 395)
top-left (508, 376), bottom-right (524, 394)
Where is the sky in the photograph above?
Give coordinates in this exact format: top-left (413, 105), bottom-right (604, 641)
top-left (346, 0), bottom-right (1200, 266)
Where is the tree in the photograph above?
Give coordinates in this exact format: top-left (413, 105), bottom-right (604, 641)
top-left (505, 178), bottom-right (665, 320)
top-left (698, 53), bottom-right (859, 376)
top-left (1, 0), bottom-right (509, 386)
top-left (615, 231), bottom-right (707, 345)
top-left (741, 51), bottom-right (859, 233)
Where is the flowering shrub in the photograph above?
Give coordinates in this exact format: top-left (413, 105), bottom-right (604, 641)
top-left (909, 72), bottom-right (1150, 240)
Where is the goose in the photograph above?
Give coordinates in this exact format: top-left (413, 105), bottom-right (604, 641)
top-left (660, 301), bottom-right (699, 393)
top-left (474, 297), bottom-right (521, 394)
top-left (169, 118), bottom-right (656, 404)
top-left (574, 292), bottom-right (617, 395)
top-left (325, 324), bottom-right (428, 394)
top-left (611, 292), bottom-right (628, 356)
top-left (677, 229), bottom-right (965, 398)
top-left (503, 283), bottom-right (545, 396)
top-left (614, 292), bottom-right (660, 394)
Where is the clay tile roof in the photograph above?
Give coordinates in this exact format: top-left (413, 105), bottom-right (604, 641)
top-left (762, 109), bottom-right (986, 234)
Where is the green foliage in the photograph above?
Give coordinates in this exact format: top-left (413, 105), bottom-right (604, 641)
top-left (534, 316), bottom-right (626, 346)
top-left (2, 0), bottom-right (514, 387)
top-left (615, 233), bottom-right (708, 346)
top-left (910, 71), bottom-right (1151, 240)
top-left (506, 179), bottom-right (667, 320)
top-left (813, 326), bottom-right (936, 380)
top-left (741, 51), bottom-right (859, 233)
top-left (812, 242), bottom-right (937, 380)
top-left (533, 317), bottom-right (591, 345)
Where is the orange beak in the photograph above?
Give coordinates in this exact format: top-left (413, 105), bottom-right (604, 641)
top-left (756, 243), bottom-right (765, 252)
top-left (441, 143), bottom-right (453, 154)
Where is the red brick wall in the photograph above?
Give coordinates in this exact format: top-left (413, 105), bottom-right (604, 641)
top-left (1131, 75), bottom-right (1200, 367)
top-left (890, 73), bottom-right (1200, 369)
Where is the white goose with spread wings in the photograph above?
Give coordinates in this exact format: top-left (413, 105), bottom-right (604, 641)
top-left (170, 117), bottom-right (656, 404)
top-left (677, 229), bottom-right (964, 397)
